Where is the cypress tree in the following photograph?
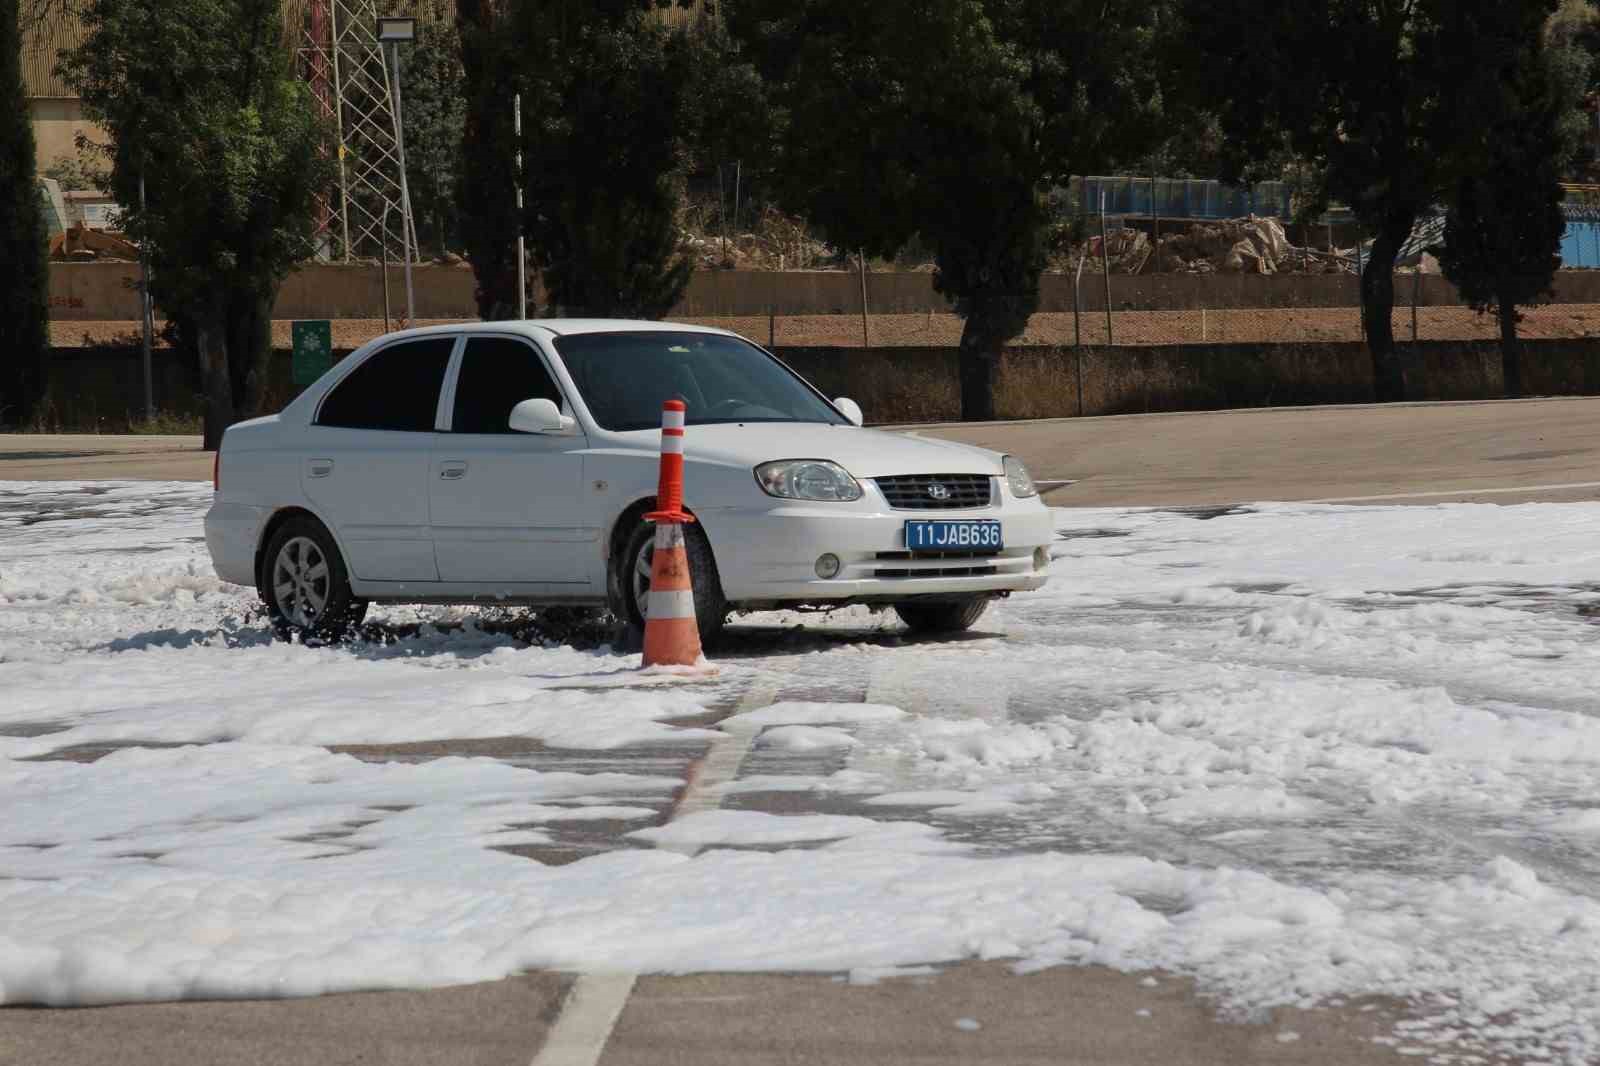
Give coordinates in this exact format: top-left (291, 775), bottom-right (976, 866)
top-left (1439, 33), bottom-right (1584, 398)
top-left (0, 0), bottom-right (50, 427)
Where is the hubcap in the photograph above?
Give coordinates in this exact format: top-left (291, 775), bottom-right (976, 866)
top-left (631, 539), bottom-right (654, 620)
top-left (272, 536), bottom-right (331, 629)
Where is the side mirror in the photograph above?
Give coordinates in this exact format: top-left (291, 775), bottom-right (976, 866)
top-left (833, 397), bottom-right (864, 427)
top-left (508, 397), bottom-right (575, 434)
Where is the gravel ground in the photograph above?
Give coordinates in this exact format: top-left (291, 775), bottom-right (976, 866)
top-left (49, 304), bottom-right (1600, 351)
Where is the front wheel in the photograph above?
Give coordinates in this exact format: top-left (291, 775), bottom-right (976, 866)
top-left (259, 517), bottom-right (368, 640)
top-left (618, 519), bottom-right (727, 645)
top-left (893, 596), bottom-right (989, 634)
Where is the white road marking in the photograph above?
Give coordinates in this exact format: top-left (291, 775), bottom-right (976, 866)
top-left (1303, 480), bottom-right (1600, 504)
top-left (529, 973), bottom-right (638, 1066)
top-left (1035, 479), bottom-right (1077, 490)
top-left (666, 679), bottom-right (782, 843)
top-left (526, 675), bottom-right (783, 1065)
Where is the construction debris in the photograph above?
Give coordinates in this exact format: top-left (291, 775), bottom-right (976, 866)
top-left (1078, 215), bottom-right (1366, 276)
top-left (49, 222), bottom-right (140, 262)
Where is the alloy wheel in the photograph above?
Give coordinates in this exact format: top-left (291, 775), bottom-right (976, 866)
top-left (271, 536), bottom-right (330, 629)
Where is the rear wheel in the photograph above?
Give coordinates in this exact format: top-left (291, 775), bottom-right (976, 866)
top-left (259, 517), bottom-right (368, 640)
top-left (619, 518), bottom-right (727, 645)
top-left (893, 596), bottom-right (989, 634)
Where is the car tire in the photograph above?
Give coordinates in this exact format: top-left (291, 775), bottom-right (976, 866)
top-left (259, 516), bottom-right (368, 640)
top-left (618, 518), bottom-right (727, 646)
top-left (893, 596), bottom-right (990, 634)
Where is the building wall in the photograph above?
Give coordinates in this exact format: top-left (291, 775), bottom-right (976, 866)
top-left (30, 98), bottom-right (98, 174)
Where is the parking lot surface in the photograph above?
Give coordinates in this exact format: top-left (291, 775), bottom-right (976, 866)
top-left (4, 399), bottom-right (1600, 1065)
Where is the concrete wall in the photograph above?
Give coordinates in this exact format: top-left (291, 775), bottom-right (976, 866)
top-left (273, 263), bottom-right (479, 320)
top-left (36, 338), bottom-right (1599, 431)
top-left (46, 262), bottom-right (482, 322)
top-left (778, 340), bottom-right (1580, 421)
top-left (49, 262), bottom-right (1600, 323)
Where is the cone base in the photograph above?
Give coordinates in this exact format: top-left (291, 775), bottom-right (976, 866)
top-left (642, 615), bottom-right (702, 668)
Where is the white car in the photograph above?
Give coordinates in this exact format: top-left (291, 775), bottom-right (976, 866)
top-left (204, 320), bottom-right (1052, 640)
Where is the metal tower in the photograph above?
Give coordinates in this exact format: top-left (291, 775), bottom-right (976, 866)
top-left (296, 0), bottom-right (414, 262)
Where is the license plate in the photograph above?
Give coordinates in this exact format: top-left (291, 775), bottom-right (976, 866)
top-left (904, 520), bottom-right (1003, 552)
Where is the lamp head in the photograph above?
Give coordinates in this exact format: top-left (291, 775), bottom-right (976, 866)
top-left (376, 16), bottom-right (415, 42)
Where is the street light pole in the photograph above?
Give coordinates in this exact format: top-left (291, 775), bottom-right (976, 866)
top-left (378, 17), bottom-right (417, 326)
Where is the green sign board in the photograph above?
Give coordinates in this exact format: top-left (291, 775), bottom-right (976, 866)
top-left (291, 320), bottom-right (333, 386)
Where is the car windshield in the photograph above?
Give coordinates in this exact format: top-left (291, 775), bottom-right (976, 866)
top-left (553, 331), bottom-right (848, 432)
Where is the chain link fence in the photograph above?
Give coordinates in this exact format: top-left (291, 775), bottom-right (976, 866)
top-left (667, 272), bottom-right (1600, 349)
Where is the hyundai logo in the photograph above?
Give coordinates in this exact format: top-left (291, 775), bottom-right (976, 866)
top-left (926, 483), bottom-right (952, 501)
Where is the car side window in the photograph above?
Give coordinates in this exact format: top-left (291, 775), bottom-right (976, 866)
top-left (451, 336), bottom-right (563, 434)
top-left (317, 337), bottom-right (455, 431)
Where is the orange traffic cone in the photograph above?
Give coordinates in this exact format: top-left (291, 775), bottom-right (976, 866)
top-left (642, 400), bottom-right (704, 668)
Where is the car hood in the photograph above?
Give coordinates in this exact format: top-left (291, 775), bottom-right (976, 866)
top-left (636, 422), bottom-right (1004, 477)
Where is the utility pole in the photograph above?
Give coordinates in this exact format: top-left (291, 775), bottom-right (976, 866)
top-left (138, 168), bottom-right (154, 421)
top-left (515, 93), bottom-right (526, 320)
top-left (1099, 188), bottom-right (1114, 345)
top-left (380, 200), bottom-right (392, 333)
top-left (858, 250), bottom-right (870, 349)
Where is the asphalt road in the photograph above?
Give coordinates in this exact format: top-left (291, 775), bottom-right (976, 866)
top-left (6, 394), bottom-right (1600, 505)
top-left (911, 394), bottom-right (1600, 507)
top-left (4, 396), bottom-right (1596, 1066)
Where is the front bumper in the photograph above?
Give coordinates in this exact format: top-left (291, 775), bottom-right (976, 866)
top-left (700, 491), bottom-right (1053, 607)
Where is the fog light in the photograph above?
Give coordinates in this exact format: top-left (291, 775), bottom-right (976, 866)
top-left (1033, 546), bottom-right (1049, 571)
top-left (815, 553), bottom-right (842, 579)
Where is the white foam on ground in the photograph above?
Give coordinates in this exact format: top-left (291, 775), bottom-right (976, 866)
top-left (758, 725), bottom-right (860, 752)
top-left (7, 483), bottom-right (1600, 1063)
top-left (722, 701), bottom-right (907, 727)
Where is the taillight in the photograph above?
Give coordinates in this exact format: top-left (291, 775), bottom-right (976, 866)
top-left (213, 450), bottom-right (220, 491)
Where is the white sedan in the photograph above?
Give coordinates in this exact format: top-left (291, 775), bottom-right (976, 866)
top-left (204, 320), bottom-right (1052, 640)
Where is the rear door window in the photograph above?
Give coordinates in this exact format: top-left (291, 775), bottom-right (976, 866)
top-left (450, 336), bottom-right (563, 433)
top-left (316, 337), bottom-right (456, 431)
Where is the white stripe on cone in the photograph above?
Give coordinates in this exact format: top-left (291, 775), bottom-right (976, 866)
top-left (662, 408), bottom-right (686, 430)
top-left (648, 588), bottom-right (697, 619)
top-left (654, 524), bottom-right (685, 549)
top-left (661, 435), bottom-right (684, 454)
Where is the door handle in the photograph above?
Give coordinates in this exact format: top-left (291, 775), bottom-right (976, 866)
top-left (307, 458), bottom-right (333, 479)
top-left (439, 460), bottom-right (468, 480)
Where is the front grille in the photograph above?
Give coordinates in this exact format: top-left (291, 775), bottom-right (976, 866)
top-left (871, 550), bottom-right (1000, 579)
top-left (875, 550), bottom-right (995, 561)
top-left (874, 474), bottom-right (993, 510)
top-left (872, 565), bottom-right (999, 579)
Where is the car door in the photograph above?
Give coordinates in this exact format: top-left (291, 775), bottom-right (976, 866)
top-left (428, 334), bottom-right (593, 586)
top-left (301, 335), bottom-right (457, 583)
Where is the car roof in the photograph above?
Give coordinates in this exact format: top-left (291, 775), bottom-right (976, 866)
top-left (376, 319), bottom-right (740, 342)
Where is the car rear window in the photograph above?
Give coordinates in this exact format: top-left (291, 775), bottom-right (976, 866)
top-left (317, 337), bottom-right (455, 432)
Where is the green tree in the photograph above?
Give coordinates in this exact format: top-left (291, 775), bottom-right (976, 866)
top-left (403, 0), bottom-right (466, 258)
top-left (456, 0), bottom-right (523, 319)
top-left (514, 6), bottom-right (697, 317)
top-left (733, 0), bottom-right (1165, 420)
top-left (1179, 0), bottom-right (1559, 403)
top-left (1440, 31), bottom-right (1587, 397)
top-left (458, 0), bottom-right (741, 321)
top-left (0, 0), bottom-right (49, 426)
top-left (63, 0), bottom-right (332, 447)
top-left (41, 146), bottom-right (109, 193)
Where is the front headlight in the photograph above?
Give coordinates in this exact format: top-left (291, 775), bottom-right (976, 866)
top-left (1003, 455), bottom-right (1038, 498)
top-left (755, 459), bottom-right (863, 501)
